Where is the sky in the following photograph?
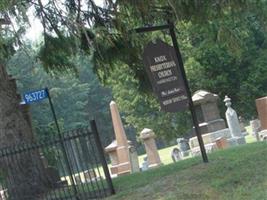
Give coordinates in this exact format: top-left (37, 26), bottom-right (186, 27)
top-left (26, 0), bottom-right (103, 41)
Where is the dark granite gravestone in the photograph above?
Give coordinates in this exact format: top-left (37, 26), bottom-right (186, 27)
top-left (192, 90), bottom-right (226, 135)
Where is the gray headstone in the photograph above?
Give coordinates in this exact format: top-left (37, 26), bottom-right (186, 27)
top-left (192, 90), bottom-right (226, 134)
top-left (176, 138), bottom-right (190, 152)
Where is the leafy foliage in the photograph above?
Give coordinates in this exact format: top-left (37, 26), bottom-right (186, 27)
top-left (182, 11), bottom-right (267, 118)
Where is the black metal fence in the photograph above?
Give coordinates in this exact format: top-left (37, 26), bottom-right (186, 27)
top-left (0, 120), bottom-right (115, 200)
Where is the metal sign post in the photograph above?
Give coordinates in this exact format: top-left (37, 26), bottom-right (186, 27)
top-left (22, 88), bottom-right (80, 199)
top-left (136, 21), bottom-right (208, 163)
top-left (44, 88), bottom-right (80, 199)
top-left (168, 21), bottom-right (208, 163)
top-left (45, 88), bottom-right (61, 135)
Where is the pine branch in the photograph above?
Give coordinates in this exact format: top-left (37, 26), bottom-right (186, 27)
top-left (0, 18), bottom-right (10, 25)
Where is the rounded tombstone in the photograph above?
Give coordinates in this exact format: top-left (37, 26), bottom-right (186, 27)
top-left (176, 138), bottom-right (190, 152)
top-left (171, 148), bottom-right (181, 162)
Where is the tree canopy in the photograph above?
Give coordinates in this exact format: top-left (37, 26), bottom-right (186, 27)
top-left (2, 0), bottom-right (267, 140)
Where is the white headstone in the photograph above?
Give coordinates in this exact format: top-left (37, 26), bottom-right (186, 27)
top-left (224, 96), bottom-right (246, 145)
top-left (224, 96), bottom-right (243, 137)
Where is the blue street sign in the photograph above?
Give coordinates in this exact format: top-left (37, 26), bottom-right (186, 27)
top-left (23, 88), bottom-right (48, 104)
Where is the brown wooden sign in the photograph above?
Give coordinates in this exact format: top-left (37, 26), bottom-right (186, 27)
top-left (143, 39), bottom-right (188, 112)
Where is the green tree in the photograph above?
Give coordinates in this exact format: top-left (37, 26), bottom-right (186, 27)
top-left (7, 48), bottom-right (114, 144)
top-left (181, 11), bottom-right (267, 118)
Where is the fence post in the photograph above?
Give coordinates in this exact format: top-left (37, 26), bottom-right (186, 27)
top-left (90, 120), bottom-right (115, 195)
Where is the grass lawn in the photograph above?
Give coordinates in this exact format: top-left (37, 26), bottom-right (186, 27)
top-left (106, 141), bottom-right (267, 200)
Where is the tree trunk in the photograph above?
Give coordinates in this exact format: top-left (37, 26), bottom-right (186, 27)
top-left (0, 64), bottom-right (49, 200)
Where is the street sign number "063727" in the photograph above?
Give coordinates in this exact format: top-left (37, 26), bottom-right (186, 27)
top-left (23, 89), bottom-right (48, 104)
